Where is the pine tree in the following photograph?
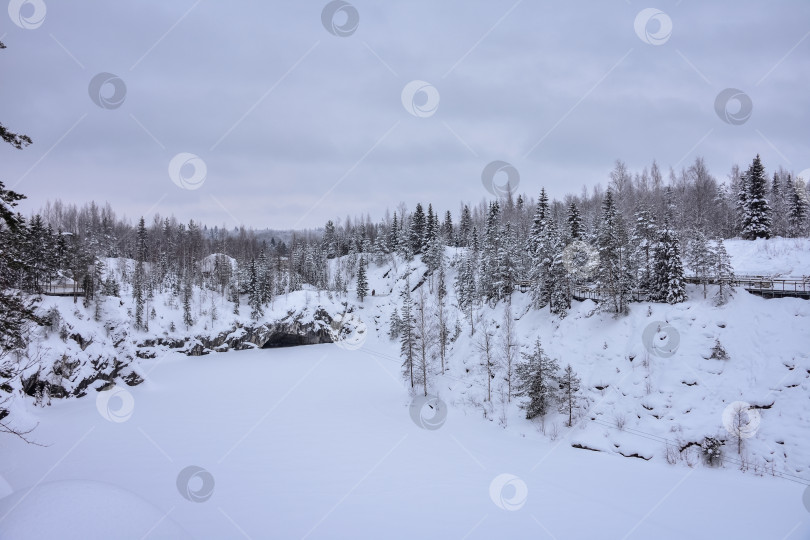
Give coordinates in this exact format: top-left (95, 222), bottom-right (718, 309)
top-left (0, 181), bottom-right (38, 351)
top-left (651, 226), bottom-right (687, 304)
top-left (388, 212), bottom-right (399, 252)
top-left (399, 277), bottom-right (416, 388)
top-left (685, 230), bottom-right (714, 299)
top-left (356, 257), bottom-right (368, 302)
top-left (558, 364), bottom-right (581, 427)
top-left (423, 233), bottom-right (444, 274)
top-left (459, 205), bottom-right (472, 247)
top-left (454, 252), bottom-right (478, 335)
top-left (713, 237), bottom-right (735, 306)
top-left (441, 210), bottom-right (453, 245)
top-left (135, 216), bottom-right (148, 263)
top-left (388, 307), bottom-right (401, 340)
top-left (631, 205), bottom-right (658, 298)
top-left (735, 168), bottom-right (748, 235)
top-left (480, 201), bottom-right (501, 302)
top-left (397, 217), bottom-right (413, 261)
top-left (258, 250), bottom-right (272, 305)
top-left (410, 203), bottom-right (426, 254)
top-left (182, 275), bottom-right (194, 330)
top-left (514, 338), bottom-right (560, 419)
top-left (548, 231), bottom-right (571, 317)
top-left (494, 222), bottom-right (517, 300)
top-left (528, 192), bottom-right (552, 309)
top-left (133, 261), bottom-right (145, 329)
top-left (209, 293), bottom-right (218, 327)
top-left (788, 177), bottom-right (809, 237)
top-left (435, 263), bottom-right (450, 374)
top-left (231, 282), bottom-right (240, 315)
top-left (247, 258), bottom-right (263, 321)
top-left (422, 203), bottom-right (438, 253)
top-left (741, 155), bottom-right (772, 239)
top-left (596, 190), bottom-right (634, 314)
top-left (323, 220), bottom-right (338, 258)
top-left (567, 201), bottom-right (582, 241)
top-left (770, 172), bottom-right (787, 237)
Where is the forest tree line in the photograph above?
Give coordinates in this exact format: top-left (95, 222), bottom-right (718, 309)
top-left (0, 153), bottom-right (807, 352)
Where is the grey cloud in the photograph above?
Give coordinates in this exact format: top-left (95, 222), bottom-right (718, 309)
top-left (1, 0), bottom-right (808, 228)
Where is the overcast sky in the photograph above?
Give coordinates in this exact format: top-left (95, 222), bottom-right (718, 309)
top-left (1, 1), bottom-right (808, 229)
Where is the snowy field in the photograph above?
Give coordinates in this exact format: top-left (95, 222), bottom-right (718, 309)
top-left (1, 334), bottom-right (809, 539)
top-left (2, 239), bottom-right (810, 538)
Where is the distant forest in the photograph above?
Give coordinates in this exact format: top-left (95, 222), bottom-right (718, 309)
top-left (1, 152), bottom-right (808, 351)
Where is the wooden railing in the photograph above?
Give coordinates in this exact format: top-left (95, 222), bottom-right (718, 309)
top-left (516, 276), bottom-right (810, 301)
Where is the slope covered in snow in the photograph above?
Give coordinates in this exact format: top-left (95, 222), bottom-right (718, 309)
top-left (2, 240), bottom-right (809, 538)
top-left (724, 237), bottom-right (810, 277)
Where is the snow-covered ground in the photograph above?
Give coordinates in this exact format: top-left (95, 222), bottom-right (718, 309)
top-left (2, 238), bottom-right (810, 538)
top-left (724, 237), bottom-right (810, 277)
top-left (1, 339), bottom-right (809, 539)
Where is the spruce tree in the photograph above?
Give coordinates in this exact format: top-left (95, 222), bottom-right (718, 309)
top-left (133, 262), bottom-right (145, 329)
top-left (514, 338), bottom-right (560, 419)
top-left (248, 258), bottom-right (263, 321)
top-left (0, 120), bottom-right (39, 349)
top-left (459, 205), bottom-right (472, 247)
top-left (596, 190), bottom-right (634, 314)
top-left (494, 222), bottom-right (517, 300)
top-left (399, 277), bottom-right (416, 388)
top-left (788, 177), bottom-right (809, 237)
top-left (356, 257), bottom-right (369, 302)
top-left (258, 250), bottom-right (272, 305)
top-left (435, 263), bottom-right (449, 374)
top-left (651, 226), bottom-right (687, 304)
top-left (567, 201), bottom-right (582, 241)
top-left (548, 231), bottom-right (571, 317)
top-left (685, 230), bottom-right (714, 299)
top-left (713, 238), bottom-right (735, 306)
top-left (741, 155), bottom-right (772, 239)
top-left (441, 210), bottom-right (453, 245)
top-left (480, 201), bottom-right (501, 302)
top-left (558, 364), bottom-right (581, 427)
top-left (528, 192), bottom-right (552, 309)
top-left (631, 205), bottom-right (658, 298)
top-left (231, 282), bottom-right (240, 315)
top-left (388, 307), bottom-right (401, 340)
top-left (410, 203), bottom-right (426, 254)
top-left (182, 275), bottom-right (194, 330)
